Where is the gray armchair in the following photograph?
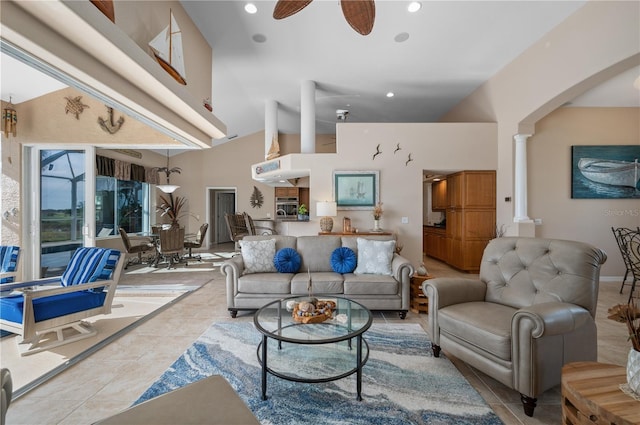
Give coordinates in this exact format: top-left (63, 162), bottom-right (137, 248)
top-left (423, 237), bottom-right (606, 417)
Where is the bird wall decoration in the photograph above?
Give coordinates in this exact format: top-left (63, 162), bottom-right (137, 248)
top-left (405, 154), bottom-right (413, 166)
top-left (394, 143), bottom-right (401, 154)
top-left (372, 144), bottom-right (382, 160)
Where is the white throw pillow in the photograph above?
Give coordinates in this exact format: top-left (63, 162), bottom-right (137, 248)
top-left (354, 238), bottom-right (395, 275)
top-left (240, 239), bottom-right (277, 274)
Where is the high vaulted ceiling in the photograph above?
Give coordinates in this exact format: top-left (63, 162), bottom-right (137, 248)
top-left (181, 0), bottom-right (611, 143)
top-left (2, 0), bottom-right (638, 148)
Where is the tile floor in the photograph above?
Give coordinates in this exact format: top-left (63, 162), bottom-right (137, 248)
top-left (4, 245), bottom-right (633, 425)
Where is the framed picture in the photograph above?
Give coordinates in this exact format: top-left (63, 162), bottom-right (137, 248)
top-left (571, 145), bottom-right (640, 199)
top-left (333, 171), bottom-right (379, 209)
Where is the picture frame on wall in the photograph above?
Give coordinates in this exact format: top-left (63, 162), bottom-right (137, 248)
top-left (333, 170), bottom-right (379, 210)
top-left (571, 145), bottom-right (640, 199)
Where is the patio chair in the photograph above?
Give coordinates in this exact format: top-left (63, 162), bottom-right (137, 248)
top-left (243, 213), bottom-right (277, 236)
top-left (154, 227), bottom-right (185, 269)
top-left (0, 247), bottom-right (124, 356)
top-left (184, 223), bottom-right (209, 261)
top-left (612, 227), bottom-right (640, 298)
top-left (0, 246), bottom-right (20, 284)
top-left (225, 213), bottom-right (250, 250)
top-left (118, 228), bottom-right (156, 269)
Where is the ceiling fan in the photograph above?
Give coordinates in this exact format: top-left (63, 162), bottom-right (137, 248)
top-left (273, 0), bottom-right (376, 35)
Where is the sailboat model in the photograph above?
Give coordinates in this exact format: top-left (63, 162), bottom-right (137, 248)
top-left (149, 10), bottom-right (187, 85)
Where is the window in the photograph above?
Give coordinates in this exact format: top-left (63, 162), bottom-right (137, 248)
top-left (96, 177), bottom-right (150, 236)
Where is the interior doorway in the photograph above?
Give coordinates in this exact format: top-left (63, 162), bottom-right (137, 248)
top-left (207, 188), bottom-right (236, 244)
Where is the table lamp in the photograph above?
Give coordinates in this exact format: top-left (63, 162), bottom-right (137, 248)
top-left (316, 201), bottom-right (337, 233)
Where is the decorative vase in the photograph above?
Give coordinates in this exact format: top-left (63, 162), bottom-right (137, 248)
top-left (373, 219), bottom-right (381, 232)
top-left (628, 348), bottom-right (640, 395)
top-left (417, 262), bottom-right (428, 276)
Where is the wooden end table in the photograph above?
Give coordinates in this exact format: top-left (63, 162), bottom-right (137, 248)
top-left (410, 274), bottom-right (433, 314)
top-left (561, 361), bottom-right (640, 425)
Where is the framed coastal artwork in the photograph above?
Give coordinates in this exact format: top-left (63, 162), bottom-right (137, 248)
top-left (333, 171), bottom-right (379, 210)
top-left (571, 145), bottom-right (640, 199)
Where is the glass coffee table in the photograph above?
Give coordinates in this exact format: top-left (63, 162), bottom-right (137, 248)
top-left (254, 296), bottom-right (372, 401)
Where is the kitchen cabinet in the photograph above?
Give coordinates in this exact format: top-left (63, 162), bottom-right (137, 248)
top-left (424, 226), bottom-right (447, 262)
top-left (275, 187), bottom-right (299, 198)
top-left (431, 180), bottom-right (447, 210)
top-left (424, 171), bottom-right (496, 272)
top-left (445, 171), bottom-right (496, 272)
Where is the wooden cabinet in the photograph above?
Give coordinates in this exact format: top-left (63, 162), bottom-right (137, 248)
top-left (444, 171), bottom-right (496, 272)
top-left (424, 226), bottom-right (447, 262)
top-left (275, 187), bottom-right (299, 198)
top-left (431, 180), bottom-right (447, 210)
top-left (299, 188), bottom-right (310, 213)
top-left (446, 171), bottom-right (495, 209)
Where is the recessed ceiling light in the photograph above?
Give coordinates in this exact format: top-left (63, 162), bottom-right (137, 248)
top-left (394, 32), bottom-right (410, 43)
top-left (408, 2), bottom-right (422, 13)
top-left (244, 3), bottom-right (257, 14)
top-left (252, 34), bottom-right (267, 43)
top-left (386, 92), bottom-right (395, 98)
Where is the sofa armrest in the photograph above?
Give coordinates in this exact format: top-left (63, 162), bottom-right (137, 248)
top-left (391, 254), bottom-right (414, 310)
top-left (423, 278), bottom-right (486, 346)
top-left (220, 256), bottom-right (245, 309)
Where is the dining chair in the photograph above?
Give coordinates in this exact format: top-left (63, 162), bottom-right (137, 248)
top-left (155, 227), bottom-right (185, 269)
top-left (118, 228), bottom-right (156, 269)
top-left (184, 223), bottom-right (209, 261)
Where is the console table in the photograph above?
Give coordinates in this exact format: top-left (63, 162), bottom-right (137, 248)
top-left (561, 362), bottom-right (640, 425)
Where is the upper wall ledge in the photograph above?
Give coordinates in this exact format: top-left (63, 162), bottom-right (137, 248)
top-left (0, 0), bottom-right (226, 148)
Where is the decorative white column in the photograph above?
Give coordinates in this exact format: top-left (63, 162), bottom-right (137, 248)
top-left (265, 100), bottom-right (278, 159)
top-left (300, 80), bottom-right (316, 154)
top-left (514, 134), bottom-right (532, 222)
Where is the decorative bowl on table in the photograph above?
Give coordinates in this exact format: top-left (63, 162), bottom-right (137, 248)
top-left (292, 300), bottom-right (336, 324)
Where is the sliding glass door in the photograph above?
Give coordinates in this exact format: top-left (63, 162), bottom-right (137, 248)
top-left (23, 146), bottom-right (95, 279)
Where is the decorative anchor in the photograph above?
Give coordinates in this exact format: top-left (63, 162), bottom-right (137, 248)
top-left (98, 106), bottom-right (125, 134)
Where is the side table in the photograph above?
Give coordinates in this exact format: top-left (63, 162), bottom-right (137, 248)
top-left (410, 274), bottom-right (433, 314)
top-left (561, 361), bottom-right (640, 425)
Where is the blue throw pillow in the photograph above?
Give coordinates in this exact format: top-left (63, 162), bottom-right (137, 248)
top-left (273, 248), bottom-right (301, 273)
top-left (331, 247), bottom-right (357, 274)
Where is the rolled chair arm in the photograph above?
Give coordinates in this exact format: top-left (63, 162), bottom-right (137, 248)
top-left (512, 302), bottom-right (593, 339)
top-left (423, 278), bottom-right (486, 346)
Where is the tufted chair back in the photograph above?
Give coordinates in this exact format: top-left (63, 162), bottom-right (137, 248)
top-left (480, 237), bottom-right (607, 318)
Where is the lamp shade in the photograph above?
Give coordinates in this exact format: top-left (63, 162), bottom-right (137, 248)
top-left (156, 184), bottom-right (180, 194)
top-left (316, 201), bottom-right (337, 217)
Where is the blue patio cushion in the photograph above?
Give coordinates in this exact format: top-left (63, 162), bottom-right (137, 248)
top-left (0, 245), bottom-right (20, 284)
top-left (61, 248), bottom-right (119, 287)
top-left (0, 291), bottom-right (107, 324)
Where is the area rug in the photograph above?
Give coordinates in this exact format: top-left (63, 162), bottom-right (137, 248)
top-left (136, 322), bottom-right (503, 424)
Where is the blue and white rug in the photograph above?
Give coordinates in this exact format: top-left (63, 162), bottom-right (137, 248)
top-left (136, 322), bottom-right (503, 424)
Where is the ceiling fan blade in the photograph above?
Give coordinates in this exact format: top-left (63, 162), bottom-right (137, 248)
top-left (273, 0), bottom-right (314, 19)
top-left (341, 0), bottom-right (375, 35)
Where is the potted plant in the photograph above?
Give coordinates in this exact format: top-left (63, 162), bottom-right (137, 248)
top-left (298, 204), bottom-right (309, 221)
top-left (607, 299), bottom-right (640, 394)
top-left (157, 194), bottom-right (187, 228)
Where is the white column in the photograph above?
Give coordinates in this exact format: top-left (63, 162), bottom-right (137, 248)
top-left (300, 80), bottom-right (316, 154)
top-left (514, 133), bottom-right (532, 222)
top-left (265, 100), bottom-right (278, 159)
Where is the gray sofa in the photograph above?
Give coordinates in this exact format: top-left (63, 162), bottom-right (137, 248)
top-left (221, 234), bottom-right (414, 318)
top-left (424, 237), bottom-right (607, 417)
